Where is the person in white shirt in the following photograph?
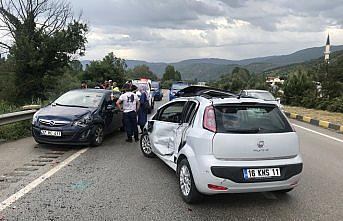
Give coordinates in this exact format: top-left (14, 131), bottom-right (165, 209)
top-left (116, 84), bottom-right (140, 142)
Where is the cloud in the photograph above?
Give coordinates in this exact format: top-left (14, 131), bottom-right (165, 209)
top-left (69, 0), bottom-right (343, 62)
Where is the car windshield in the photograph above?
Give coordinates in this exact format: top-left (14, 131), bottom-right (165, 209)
top-left (172, 84), bottom-right (188, 90)
top-left (54, 90), bottom-right (104, 108)
top-left (215, 105), bottom-right (292, 134)
top-left (247, 91), bottom-right (275, 101)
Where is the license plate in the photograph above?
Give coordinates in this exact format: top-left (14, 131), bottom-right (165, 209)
top-left (243, 168), bottom-right (281, 179)
top-left (41, 130), bottom-right (62, 137)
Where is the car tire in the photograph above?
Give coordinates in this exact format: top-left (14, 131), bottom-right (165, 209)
top-left (177, 159), bottom-right (202, 204)
top-left (90, 124), bottom-right (104, 147)
top-left (273, 188), bottom-right (294, 194)
top-left (140, 133), bottom-right (155, 158)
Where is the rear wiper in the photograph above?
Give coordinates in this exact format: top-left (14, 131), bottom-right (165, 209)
top-left (53, 103), bottom-right (89, 108)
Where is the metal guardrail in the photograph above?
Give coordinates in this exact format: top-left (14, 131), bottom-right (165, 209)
top-left (0, 110), bottom-right (37, 126)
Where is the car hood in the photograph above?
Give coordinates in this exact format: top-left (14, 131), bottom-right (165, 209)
top-left (36, 105), bottom-right (96, 121)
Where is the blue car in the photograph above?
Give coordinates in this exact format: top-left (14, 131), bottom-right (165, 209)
top-left (32, 89), bottom-right (123, 146)
top-left (169, 82), bottom-right (190, 101)
top-left (151, 81), bottom-right (163, 101)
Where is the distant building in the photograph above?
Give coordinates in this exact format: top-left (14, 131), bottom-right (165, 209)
top-left (266, 76), bottom-right (284, 85)
top-left (324, 34), bottom-right (330, 63)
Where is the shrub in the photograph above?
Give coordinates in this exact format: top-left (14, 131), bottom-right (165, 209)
top-left (0, 120), bottom-right (32, 141)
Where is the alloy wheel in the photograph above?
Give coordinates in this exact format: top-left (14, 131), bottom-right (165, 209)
top-left (95, 126), bottom-right (104, 144)
top-left (179, 165), bottom-right (191, 196)
top-left (141, 135), bottom-right (152, 155)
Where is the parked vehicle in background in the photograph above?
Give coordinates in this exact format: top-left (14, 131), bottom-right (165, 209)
top-left (241, 90), bottom-right (283, 110)
top-left (151, 81), bottom-right (163, 101)
top-left (32, 89), bottom-right (123, 146)
top-left (140, 86), bottom-right (302, 203)
top-left (169, 82), bottom-right (190, 101)
top-left (132, 79), bottom-right (155, 110)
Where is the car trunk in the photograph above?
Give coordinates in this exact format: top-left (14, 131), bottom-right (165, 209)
top-left (212, 132), bottom-right (299, 160)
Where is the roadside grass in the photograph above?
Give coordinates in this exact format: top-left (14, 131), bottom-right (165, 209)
top-left (284, 105), bottom-right (343, 125)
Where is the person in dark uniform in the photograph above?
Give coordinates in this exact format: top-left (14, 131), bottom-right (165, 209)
top-left (137, 86), bottom-right (148, 133)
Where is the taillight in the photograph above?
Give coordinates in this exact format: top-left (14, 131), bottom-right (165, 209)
top-left (208, 184), bottom-right (228, 191)
top-left (203, 105), bottom-right (216, 132)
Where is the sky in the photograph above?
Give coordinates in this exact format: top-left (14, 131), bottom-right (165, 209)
top-left (70, 0), bottom-right (343, 62)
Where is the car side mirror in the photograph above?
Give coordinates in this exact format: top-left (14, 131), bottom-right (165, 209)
top-left (276, 98), bottom-right (281, 104)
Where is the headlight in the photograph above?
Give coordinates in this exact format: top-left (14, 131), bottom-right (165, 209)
top-left (73, 114), bottom-right (92, 127)
top-left (32, 112), bottom-right (39, 124)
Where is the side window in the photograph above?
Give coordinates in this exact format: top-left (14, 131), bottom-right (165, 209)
top-left (104, 94), bottom-right (114, 110)
top-left (183, 101), bottom-right (198, 124)
top-left (158, 101), bottom-right (186, 123)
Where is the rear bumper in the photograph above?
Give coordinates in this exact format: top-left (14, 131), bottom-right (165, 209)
top-left (32, 125), bottom-right (94, 146)
top-left (189, 154), bottom-right (303, 195)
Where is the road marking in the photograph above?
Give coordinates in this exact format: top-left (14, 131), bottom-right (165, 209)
top-left (0, 148), bottom-right (88, 212)
top-left (293, 124), bottom-right (343, 144)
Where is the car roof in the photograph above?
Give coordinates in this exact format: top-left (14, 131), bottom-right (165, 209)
top-left (243, 89), bottom-right (270, 93)
top-left (211, 97), bottom-right (276, 105)
top-left (71, 89), bottom-right (111, 94)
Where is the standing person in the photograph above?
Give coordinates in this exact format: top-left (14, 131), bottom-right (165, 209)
top-left (112, 82), bottom-right (120, 92)
top-left (116, 84), bottom-right (140, 143)
top-left (126, 80), bottom-right (138, 92)
top-left (137, 86), bottom-right (149, 133)
top-left (81, 81), bottom-right (88, 89)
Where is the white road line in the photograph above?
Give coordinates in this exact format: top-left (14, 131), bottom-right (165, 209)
top-left (293, 124), bottom-right (343, 144)
top-left (0, 148), bottom-right (89, 212)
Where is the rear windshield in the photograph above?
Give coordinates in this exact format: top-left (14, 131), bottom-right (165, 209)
top-left (214, 105), bottom-right (292, 134)
top-left (133, 82), bottom-right (150, 91)
top-left (151, 82), bottom-right (160, 89)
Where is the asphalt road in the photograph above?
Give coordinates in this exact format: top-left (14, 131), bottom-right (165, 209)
top-left (0, 96), bottom-right (343, 220)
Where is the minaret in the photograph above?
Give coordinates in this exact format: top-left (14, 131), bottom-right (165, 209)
top-left (324, 34), bottom-right (330, 63)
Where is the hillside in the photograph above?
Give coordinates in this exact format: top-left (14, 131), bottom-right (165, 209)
top-left (81, 45), bottom-right (343, 81)
top-left (265, 50), bottom-right (343, 76)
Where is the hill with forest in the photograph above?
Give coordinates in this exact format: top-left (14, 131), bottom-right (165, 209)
top-left (81, 45), bottom-right (343, 81)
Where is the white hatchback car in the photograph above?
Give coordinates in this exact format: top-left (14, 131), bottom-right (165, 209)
top-left (241, 89), bottom-right (284, 110)
top-left (140, 88), bottom-right (303, 203)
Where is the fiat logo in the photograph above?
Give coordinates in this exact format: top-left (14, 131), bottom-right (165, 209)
top-left (257, 141), bottom-right (264, 148)
top-left (49, 121), bottom-right (55, 126)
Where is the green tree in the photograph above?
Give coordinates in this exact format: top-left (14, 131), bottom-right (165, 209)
top-left (162, 65), bottom-right (181, 81)
top-left (216, 67), bottom-right (252, 92)
top-left (0, 58), bottom-right (16, 103)
top-left (0, 0), bottom-right (88, 104)
top-left (127, 65), bottom-right (158, 80)
top-left (82, 52), bottom-right (127, 86)
top-left (283, 70), bottom-right (316, 105)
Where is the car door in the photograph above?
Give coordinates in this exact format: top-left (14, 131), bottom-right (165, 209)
top-left (147, 100), bottom-right (187, 156)
top-left (102, 94), bottom-right (117, 134)
top-left (172, 100), bottom-right (199, 155)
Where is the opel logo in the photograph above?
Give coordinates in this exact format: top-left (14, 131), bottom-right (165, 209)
top-left (257, 141), bottom-right (264, 148)
top-left (49, 121), bottom-right (55, 126)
